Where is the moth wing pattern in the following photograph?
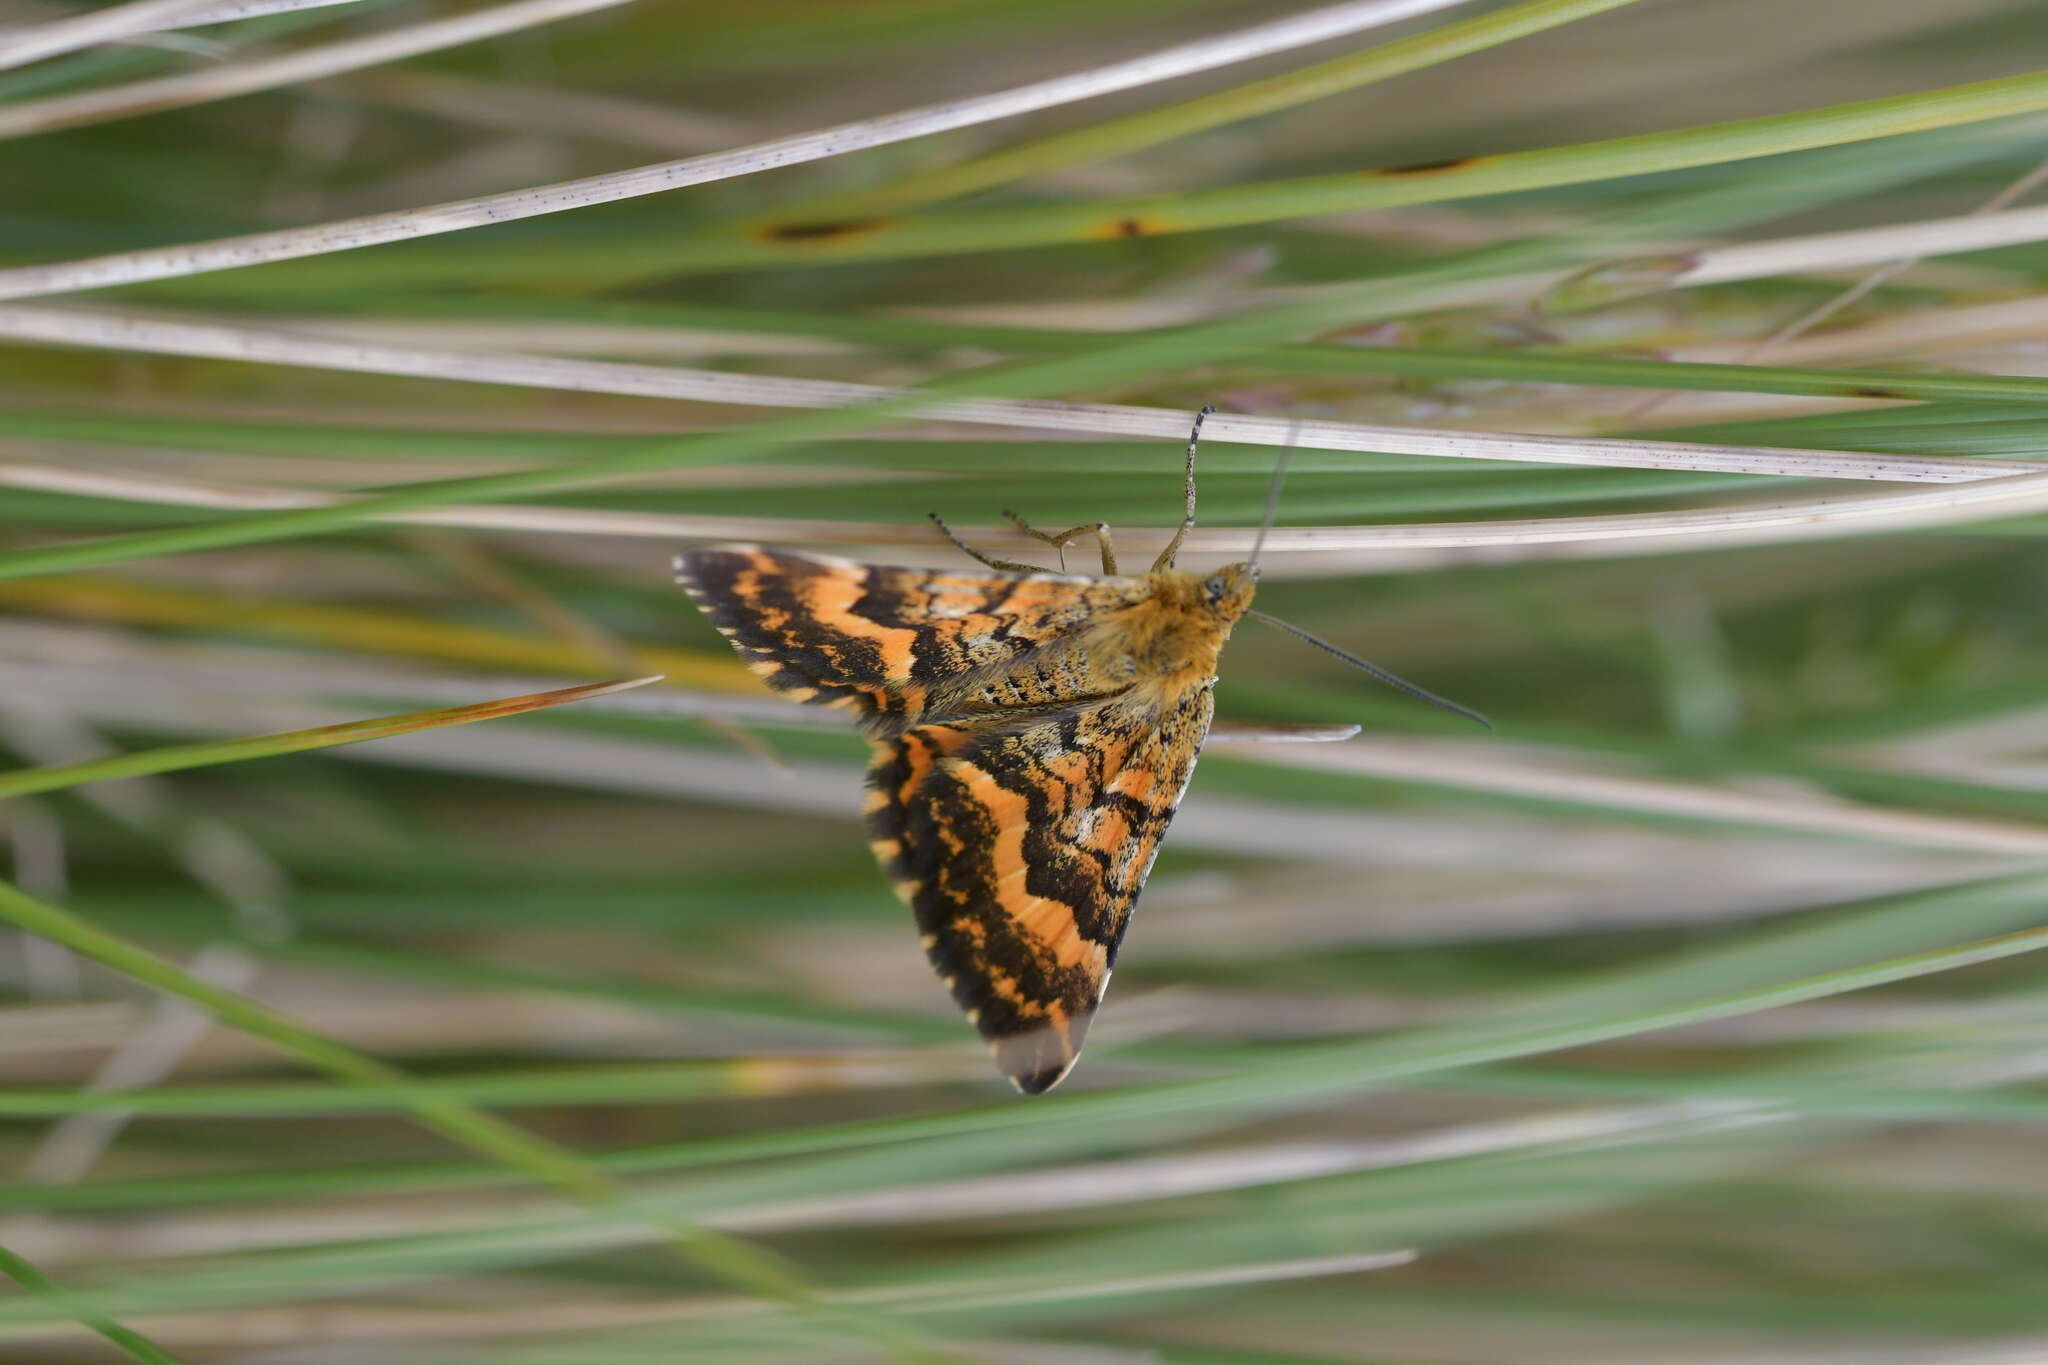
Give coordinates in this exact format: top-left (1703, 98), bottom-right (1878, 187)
top-left (678, 541), bottom-right (1229, 1094)
top-left (874, 684), bottom-right (1214, 1093)
top-left (673, 545), bottom-right (1121, 727)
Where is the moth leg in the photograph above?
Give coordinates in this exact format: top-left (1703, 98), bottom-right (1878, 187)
top-left (1151, 404), bottom-right (1214, 572)
top-left (928, 512), bottom-right (1045, 574)
top-left (1003, 511), bottom-right (1118, 576)
top-left (1085, 522), bottom-right (1117, 576)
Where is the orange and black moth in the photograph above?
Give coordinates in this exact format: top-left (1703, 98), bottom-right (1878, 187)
top-left (678, 415), bottom-right (1488, 1091)
top-left (676, 410), bottom-right (1253, 1093)
top-left (678, 404), bottom-right (1506, 1098)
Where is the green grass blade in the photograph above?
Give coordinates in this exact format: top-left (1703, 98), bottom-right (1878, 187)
top-left (758, 0), bottom-right (1655, 222)
top-left (0, 675), bottom-right (663, 798)
top-left (544, 70), bottom-right (2048, 278)
top-left (0, 1241), bottom-right (182, 1365)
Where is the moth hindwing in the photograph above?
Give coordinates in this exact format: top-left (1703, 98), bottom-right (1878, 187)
top-left (676, 542), bottom-right (1257, 1093)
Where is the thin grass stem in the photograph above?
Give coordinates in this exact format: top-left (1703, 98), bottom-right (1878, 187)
top-left (0, 304), bottom-right (2020, 482)
top-left (0, 0), bottom-right (641, 140)
top-left (0, 1242), bottom-right (181, 1365)
top-left (754, 0), bottom-right (1646, 223)
top-left (0, 0), bottom-right (225, 73)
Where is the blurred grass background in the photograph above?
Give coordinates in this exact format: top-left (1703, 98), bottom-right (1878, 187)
top-left (4, 0), bottom-right (2048, 1360)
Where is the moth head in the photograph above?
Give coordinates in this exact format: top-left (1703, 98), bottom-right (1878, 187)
top-left (1202, 563), bottom-right (1259, 619)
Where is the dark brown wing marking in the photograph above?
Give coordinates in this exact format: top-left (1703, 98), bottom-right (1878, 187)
top-left (674, 545), bottom-right (1120, 729)
top-left (878, 685), bottom-right (1214, 1093)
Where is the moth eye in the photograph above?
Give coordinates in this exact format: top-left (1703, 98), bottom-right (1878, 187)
top-left (1204, 575), bottom-right (1226, 601)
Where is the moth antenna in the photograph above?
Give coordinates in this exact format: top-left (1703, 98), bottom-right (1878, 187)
top-left (1245, 418), bottom-right (1299, 579)
top-left (1151, 405), bottom-right (1213, 573)
top-left (1248, 610), bottom-right (1491, 729)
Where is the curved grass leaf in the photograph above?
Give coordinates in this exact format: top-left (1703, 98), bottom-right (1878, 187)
top-left (0, 1242), bottom-right (180, 1365)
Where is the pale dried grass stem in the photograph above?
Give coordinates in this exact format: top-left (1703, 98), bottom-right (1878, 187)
top-left (124, 0), bottom-right (368, 29)
top-left (0, 0), bottom-right (642, 140)
top-left (0, 0), bottom-right (223, 72)
top-left (0, 0), bottom-right (1482, 296)
top-left (0, 303), bottom-right (2022, 484)
top-left (1619, 154), bottom-right (2048, 423)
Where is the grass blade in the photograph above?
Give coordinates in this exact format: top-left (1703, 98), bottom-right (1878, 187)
top-left (554, 70), bottom-right (2048, 277)
top-left (0, 675), bottom-right (664, 799)
top-left (756, 0), bottom-right (1651, 222)
top-left (0, 0), bottom-right (639, 141)
top-left (0, 1241), bottom-right (182, 1365)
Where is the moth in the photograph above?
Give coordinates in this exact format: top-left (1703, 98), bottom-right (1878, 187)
top-left (676, 409), bottom-right (1482, 1093)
